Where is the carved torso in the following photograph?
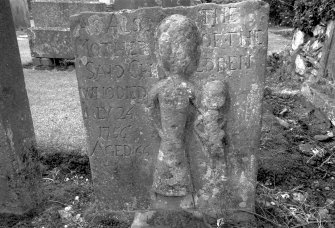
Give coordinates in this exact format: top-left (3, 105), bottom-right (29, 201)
top-left (158, 79), bottom-right (194, 141)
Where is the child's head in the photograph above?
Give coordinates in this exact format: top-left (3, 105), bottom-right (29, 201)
top-left (157, 14), bottom-right (201, 78)
top-left (202, 80), bottom-right (226, 109)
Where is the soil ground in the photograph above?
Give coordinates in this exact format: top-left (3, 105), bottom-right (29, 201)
top-left (2, 28), bottom-right (335, 227)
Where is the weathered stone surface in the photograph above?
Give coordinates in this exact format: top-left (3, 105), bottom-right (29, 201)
top-left (110, 0), bottom-right (191, 10)
top-left (71, 0), bottom-right (268, 224)
top-left (28, 28), bottom-right (73, 58)
top-left (295, 54), bottom-right (306, 75)
top-left (0, 0), bottom-right (40, 215)
top-left (292, 30), bottom-right (304, 51)
top-left (31, 1), bottom-right (106, 28)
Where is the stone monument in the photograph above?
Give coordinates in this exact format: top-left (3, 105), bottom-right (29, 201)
top-left (71, 1), bottom-right (268, 226)
top-left (28, 0), bottom-right (106, 63)
top-left (0, 0), bottom-right (40, 215)
top-left (109, 0), bottom-right (191, 10)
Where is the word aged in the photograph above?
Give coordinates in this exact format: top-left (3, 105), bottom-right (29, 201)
top-left (91, 141), bottom-right (151, 157)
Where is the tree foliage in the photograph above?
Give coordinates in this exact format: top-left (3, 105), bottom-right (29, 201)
top-left (293, 0), bottom-right (335, 35)
top-left (263, 0), bottom-right (295, 26)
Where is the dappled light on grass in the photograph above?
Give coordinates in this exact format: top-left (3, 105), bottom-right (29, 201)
top-left (23, 69), bottom-right (87, 155)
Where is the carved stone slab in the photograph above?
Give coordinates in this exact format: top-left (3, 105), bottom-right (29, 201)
top-left (29, 1), bottom-right (106, 59)
top-left (110, 0), bottom-right (191, 10)
top-left (0, 0), bottom-right (40, 215)
top-left (31, 1), bottom-right (106, 28)
top-left (71, 0), bottom-right (268, 224)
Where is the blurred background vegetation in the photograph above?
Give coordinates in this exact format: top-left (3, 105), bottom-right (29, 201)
top-left (202, 0), bottom-right (335, 34)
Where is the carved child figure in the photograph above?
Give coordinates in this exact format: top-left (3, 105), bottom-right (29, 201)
top-left (194, 80), bottom-right (227, 161)
top-left (148, 14), bottom-right (201, 198)
top-left (193, 80), bottom-right (228, 218)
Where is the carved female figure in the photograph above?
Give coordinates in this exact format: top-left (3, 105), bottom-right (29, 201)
top-left (148, 14), bottom-right (201, 197)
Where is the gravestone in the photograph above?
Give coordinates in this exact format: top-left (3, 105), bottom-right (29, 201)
top-left (110, 0), bottom-right (191, 10)
top-left (71, 0), bottom-right (268, 226)
top-left (0, 0), bottom-right (40, 215)
top-left (300, 22), bottom-right (335, 126)
top-left (29, 0), bottom-right (106, 59)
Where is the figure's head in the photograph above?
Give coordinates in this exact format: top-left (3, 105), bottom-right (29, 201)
top-left (156, 14), bottom-right (201, 78)
top-left (202, 80), bottom-right (226, 109)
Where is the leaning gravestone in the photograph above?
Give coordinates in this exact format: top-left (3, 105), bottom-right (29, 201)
top-left (0, 0), bottom-right (40, 215)
top-left (71, 1), bottom-right (268, 226)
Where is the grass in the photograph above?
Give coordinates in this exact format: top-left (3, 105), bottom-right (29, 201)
top-left (23, 69), bottom-right (87, 154)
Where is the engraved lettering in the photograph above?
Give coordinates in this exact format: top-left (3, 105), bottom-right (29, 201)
top-left (213, 32), bottom-right (222, 47)
top-left (98, 126), bottom-right (109, 139)
top-left (116, 86), bottom-right (125, 99)
top-left (107, 14), bottom-right (118, 33)
top-left (229, 56), bottom-right (240, 70)
top-left (124, 145), bottom-right (131, 156)
top-left (100, 144), bottom-right (151, 157)
top-left (201, 9), bottom-right (217, 26)
top-left (229, 31), bottom-right (241, 46)
top-left (96, 106), bottom-right (112, 120)
top-left (133, 18), bottom-right (141, 32)
top-left (82, 86), bottom-right (147, 100)
top-left (116, 105), bottom-right (134, 120)
top-left (91, 140), bottom-right (103, 156)
top-left (120, 125), bottom-right (131, 138)
top-left (202, 33), bottom-right (211, 47)
top-left (82, 106), bottom-right (89, 119)
top-left (105, 145), bottom-right (115, 156)
top-left (86, 62), bottom-right (97, 80)
top-left (254, 30), bottom-right (264, 45)
top-left (217, 56), bottom-right (227, 72)
top-left (111, 64), bottom-right (124, 78)
top-left (120, 15), bottom-right (130, 33)
top-left (228, 7), bottom-right (239, 23)
top-left (115, 145), bottom-right (123, 156)
top-left (103, 87), bottom-right (114, 99)
top-left (91, 43), bottom-right (100, 57)
top-left (242, 55), bottom-right (251, 69)
top-left (82, 87), bottom-right (98, 99)
top-left (129, 60), bottom-right (143, 79)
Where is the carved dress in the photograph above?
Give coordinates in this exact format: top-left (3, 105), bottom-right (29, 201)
top-left (149, 78), bottom-right (194, 197)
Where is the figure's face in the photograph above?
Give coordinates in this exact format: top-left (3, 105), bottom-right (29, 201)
top-left (202, 81), bottom-right (226, 109)
top-left (202, 91), bottom-right (226, 109)
top-left (157, 15), bottom-right (201, 78)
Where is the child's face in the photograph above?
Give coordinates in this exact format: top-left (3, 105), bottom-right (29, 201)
top-left (202, 81), bottom-right (226, 109)
top-left (202, 90), bottom-right (226, 109)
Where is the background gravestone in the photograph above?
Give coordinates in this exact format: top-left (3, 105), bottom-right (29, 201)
top-left (71, 0), bottom-right (268, 225)
top-left (109, 0), bottom-right (191, 10)
top-left (0, 0), bottom-right (40, 215)
top-left (28, 0), bottom-right (106, 60)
